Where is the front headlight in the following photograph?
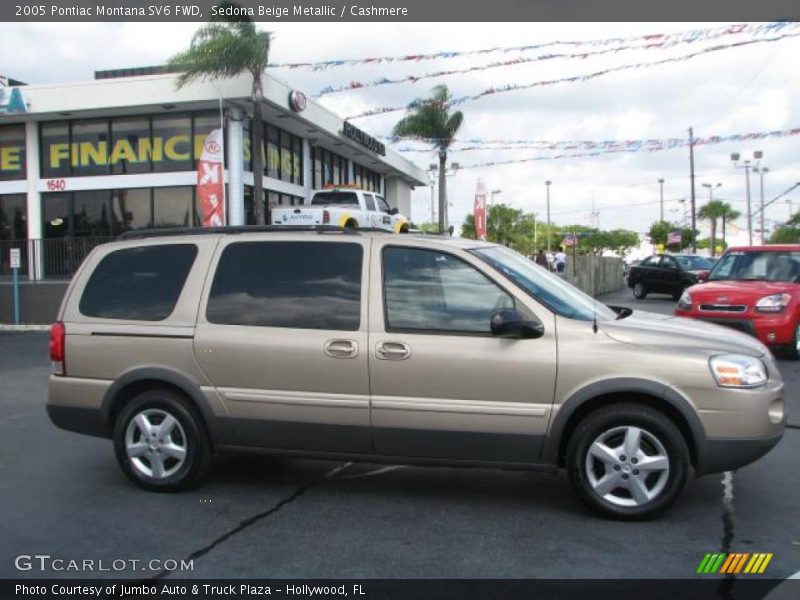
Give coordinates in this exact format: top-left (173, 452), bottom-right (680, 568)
top-left (755, 293), bottom-right (791, 313)
top-left (677, 290), bottom-right (692, 310)
top-left (709, 354), bottom-right (768, 388)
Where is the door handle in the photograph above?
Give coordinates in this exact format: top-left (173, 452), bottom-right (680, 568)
top-left (376, 341), bottom-right (411, 360)
top-left (324, 339), bottom-right (359, 359)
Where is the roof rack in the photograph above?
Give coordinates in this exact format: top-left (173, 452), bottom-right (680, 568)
top-left (117, 225), bottom-right (397, 240)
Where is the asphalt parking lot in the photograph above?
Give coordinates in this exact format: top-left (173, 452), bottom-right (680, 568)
top-left (1, 289), bottom-right (798, 581)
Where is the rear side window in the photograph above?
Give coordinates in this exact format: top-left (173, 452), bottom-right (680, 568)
top-left (206, 241), bottom-right (363, 330)
top-left (363, 193), bottom-right (376, 211)
top-left (311, 192), bottom-right (358, 206)
top-left (79, 244), bottom-right (197, 321)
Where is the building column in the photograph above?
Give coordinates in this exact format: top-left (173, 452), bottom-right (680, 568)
top-left (226, 107), bottom-right (245, 226)
top-left (302, 138), bottom-right (312, 201)
top-left (24, 120), bottom-right (42, 280)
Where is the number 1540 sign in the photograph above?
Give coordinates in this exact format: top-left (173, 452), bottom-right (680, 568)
top-left (9, 248), bottom-right (21, 269)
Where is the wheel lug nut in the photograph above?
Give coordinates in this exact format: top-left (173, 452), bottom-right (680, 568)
top-left (620, 455), bottom-right (626, 462)
top-left (622, 474), bottom-right (629, 480)
top-left (633, 469), bottom-right (639, 475)
top-left (631, 458), bottom-right (638, 464)
top-left (614, 465), bottom-right (621, 471)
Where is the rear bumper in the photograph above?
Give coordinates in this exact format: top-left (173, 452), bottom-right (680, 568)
top-left (698, 430), bottom-right (784, 474)
top-left (46, 404), bottom-right (110, 438)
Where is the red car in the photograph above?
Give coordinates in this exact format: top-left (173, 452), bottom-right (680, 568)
top-left (674, 245), bottom-right (800, 358)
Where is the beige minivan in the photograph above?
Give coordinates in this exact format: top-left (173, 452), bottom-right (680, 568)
top-left (47, 227), bottom-right (785, 519)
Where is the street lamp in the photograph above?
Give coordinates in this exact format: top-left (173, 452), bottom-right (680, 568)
top-left (788, 198), bottom-right (795, 221)
top-left (753, 166), bottom-right (769, 245)
top-left (489, 189), bottom-right (502, 207)
top-left (731, 150), bottom-right (762, 245)
top-left (658, 178), bottom-right (664, 222)
top-left (545, 181), bottom-right (552, 254)
top-left (428, 162), bottom-right (460, 231)
top-left (427, 163), bottom-right (437, 224)
top-left (701, 182), bottom-right (722, 202)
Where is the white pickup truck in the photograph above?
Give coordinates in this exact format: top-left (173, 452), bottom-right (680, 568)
top-left (271, 189), bottom-right (410, 233)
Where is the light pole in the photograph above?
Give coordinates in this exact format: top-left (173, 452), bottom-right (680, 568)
top-left (731, 150), bottom-right (762, 245)
top-left (427, 163), bottom-right (437, 225)
top-left (701, 182), bottom-right (721, 202)
top-left (788, 198), bottom-right (795, 220)
top-left (427, 162), bottom-right (459, 231)
top-left (754, 166), bottom-right (769, 245)
top-left (545, 180), bottom-right (552, 254)
top-left (658, 178), bottom-right (664, 222)
top-left (489, 189), bottom-right (502, 207)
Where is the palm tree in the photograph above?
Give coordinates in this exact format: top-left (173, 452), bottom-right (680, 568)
top-left (697, 200), bottom-right (728, 256)
top-left (719, 202), bottom-right (741, 251)
top-left (168, 3), bottom-right (271, 224)
top-left (393, 85), bottom-right (464, 233)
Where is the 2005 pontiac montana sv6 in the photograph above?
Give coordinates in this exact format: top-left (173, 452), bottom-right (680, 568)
top-left (47, 227), bottom-right (785, 519)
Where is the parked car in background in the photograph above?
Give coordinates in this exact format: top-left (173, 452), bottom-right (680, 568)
top-left (46, 227), bottom-right (785, 520)
top-left (627, 254), bottom-right (715, 300)
top-left (623, 259), bottom-right (642, 279)
top-left (271, 188), bottom-right (409, 233)
top-left (675, 245), bottom-right (800, 358)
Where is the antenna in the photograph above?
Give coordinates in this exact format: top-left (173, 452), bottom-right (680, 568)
top-left (592, 247), bottom-right (598, 334)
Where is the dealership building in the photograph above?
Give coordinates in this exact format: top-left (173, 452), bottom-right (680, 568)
top-left (0, 67), bottom-right (428, 282)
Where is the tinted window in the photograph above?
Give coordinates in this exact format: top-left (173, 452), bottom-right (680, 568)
top-left (80, 244), bottom-right (197, 320)
top-left (383, 247), bottom-right (516, 333)
top-left (710, 250), bottom-right (800, 283)
top-left (311, 192), bottom-right (358, 206)
top-left (674, 255), bottom-right (715, 270)
top-left (640, 256), bottom-right (660, 267)
top-left (376, 196), bottom-right (391, 213)
top-left (207, 242), bottom-right (362, 330)
top-left (363, 193), bottom-right (376, 211)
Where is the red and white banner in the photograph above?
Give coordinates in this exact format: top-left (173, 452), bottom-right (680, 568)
top-left (197, 129), bottom-right (225, 227)
top-left (474, 179), bottom-right (487, 240)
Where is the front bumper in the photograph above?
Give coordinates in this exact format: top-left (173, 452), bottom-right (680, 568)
top-left (675, 309), bottom-right (796, 347)
top-left (698, 431), bottom-right (784, 474)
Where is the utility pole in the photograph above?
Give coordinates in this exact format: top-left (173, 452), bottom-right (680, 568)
top-left (755, 166), bottom-right (769, 245)
top-left (688, 127), bottom-right (697, 253)
top-left (545, 180), bottom-right (552, 255)
top-left (658, 178), bottom-right (664, 222)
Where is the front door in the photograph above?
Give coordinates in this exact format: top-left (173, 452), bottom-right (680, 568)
top-left (193, 237), bottom-right (372, 453)
top-left (367, 242), bottom-right (557, 464)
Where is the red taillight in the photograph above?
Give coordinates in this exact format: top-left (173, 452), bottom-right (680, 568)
top-left (322, 210), bottom-right (330, 224)
top-left (50, 321), bottom-right (65, 374)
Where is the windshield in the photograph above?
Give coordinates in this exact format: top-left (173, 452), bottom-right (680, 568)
top-left (311, 192), bottom-right (358, 206)
top-left (471, 246), bottom-right (618, 322)
top-left (709, 250), bottom-right (800, 283)
top-left (674, 255), bottom-right (715, 271)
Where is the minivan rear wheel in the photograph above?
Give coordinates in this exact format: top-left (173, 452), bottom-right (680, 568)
top-left (113, 389), bottom-right (211, 492)
top-left (566, 403), bottom-right (690, 520)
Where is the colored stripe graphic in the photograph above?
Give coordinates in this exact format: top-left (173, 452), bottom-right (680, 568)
top-left (699, 553), bottom-right (773, 575)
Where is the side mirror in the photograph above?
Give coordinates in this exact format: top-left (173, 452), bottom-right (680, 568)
top-left (696, 270), bottom-right (709, 282)
top-left (490, 308), bottom-right (545, 339)
top-left (389, 207), bottom-right (399, 215)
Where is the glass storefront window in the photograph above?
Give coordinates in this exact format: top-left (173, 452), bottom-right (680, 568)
top-left (111, 117), bottom-right (151, 175)
top-left (154, 186), bottom-right (195, 228)
top-left (71, 120), bottom-right (111, 176)
top-left (42, 193), bottom-right (71, 238)
top-left (41, 122), bottom-right (71, 178)
top-left (0, 194), bottom-right (26, 241)
top-left (266, 125), bottom-right (280, 179)
top-left (151, 115), bottom-right (192, 173)
top-left (312, 146), bottom-right (351, 189)
top-left (112, 188), bottom-right (152, 233)
top-left (0, 125), bottom-right (26, 181)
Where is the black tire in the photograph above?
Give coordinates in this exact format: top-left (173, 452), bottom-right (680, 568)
top-left (566, 403), bottom-right (690, 520)
top-left (113, 389), bottom-right (211, 492)
top-left (343, 219), bottom-right (358, 232)
top-left (632, 281), bottom-right (648, 299)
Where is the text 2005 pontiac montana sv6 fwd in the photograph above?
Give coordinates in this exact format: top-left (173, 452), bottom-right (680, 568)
top-left (47, 227), bottom-right (785, 519)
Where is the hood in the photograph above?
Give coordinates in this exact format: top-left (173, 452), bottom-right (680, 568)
top-left (688, 280), bottom-right (799, 301)
top-left (600, 310), bottom-right (768, 357)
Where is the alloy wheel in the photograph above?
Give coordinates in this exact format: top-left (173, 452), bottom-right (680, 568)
top-left (124, 408), bottom-right (188, 479)
top-left (585, 425), bottom-right (670, 507)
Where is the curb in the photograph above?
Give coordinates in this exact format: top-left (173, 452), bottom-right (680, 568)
top-left (0, 324), bottom-right (50, 331)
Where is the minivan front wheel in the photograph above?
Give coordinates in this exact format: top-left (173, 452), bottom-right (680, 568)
top-left (113, 390), bottom-right (211, 492)
top-left (567, 403), bottom-right (690, 520)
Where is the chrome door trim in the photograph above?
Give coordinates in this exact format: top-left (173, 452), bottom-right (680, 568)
top-left (222, 388), bottom-right (369, 409)
top-left (371, 395), bottom-right (547, 417)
